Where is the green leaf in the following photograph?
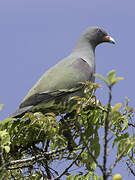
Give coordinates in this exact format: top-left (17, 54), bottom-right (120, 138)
top-left (86, 155), bottom-right (96, 171)
top-left (111, 77), bottom-right (124, 85)
top-left (112, 133), bottom-right (129, 148)
top-left (93, 174), bottom-right (98, 180)
top-left (93, 74), bottom-right (108, 86)
top-left (0, 104), bottom-right (3, 110)
top-left (107, 70), bottom-right (116, 84)
top-left (3, 117), bottom-right (17, 125)
top-left (99, 176), bottom-right (103, 180)
top-left (126, 142), bottom-right (134, 155)
top-left (4, 145), bottom-right (10, 153)
top-left (0, 130), bottom-right (11, 153)
top-left (71, 175), bottom-right (79, 180)
top-left (66, 175), bottom-right (73, 180)
top-left (117, 139), bottom-right (132, 156)
top-left (80, 176), bottom-right (84, 180)
top-left (121, 117), bottom-right (128, 131)
top-left (85, 172), bottom-right (93, 179)
top-left (112, 103), bottom-right (122, 112)
top-left (107, 70), bottom-right (124, 86)
top-left (0, 130), bottom-right (10, 145)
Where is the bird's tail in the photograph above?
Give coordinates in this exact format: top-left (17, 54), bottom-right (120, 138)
top-left (8, 106), bottom-right (33, 118)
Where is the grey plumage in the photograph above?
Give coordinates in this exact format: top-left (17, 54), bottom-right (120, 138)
top-left (9, 26), bottom-right (115, 118)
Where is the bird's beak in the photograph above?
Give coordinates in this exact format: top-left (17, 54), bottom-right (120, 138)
top-left (104, 35), bottom-right (115, 44)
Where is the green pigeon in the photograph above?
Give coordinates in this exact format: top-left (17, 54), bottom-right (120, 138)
top-left (9, 27), bottom-right (115, 118)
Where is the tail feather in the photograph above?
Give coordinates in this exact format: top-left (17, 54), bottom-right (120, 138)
top-left (9, 106), bottom-right (33, 118)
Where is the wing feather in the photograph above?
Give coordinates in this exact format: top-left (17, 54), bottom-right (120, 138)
top-left (20, 58), bottom-right (93, 108)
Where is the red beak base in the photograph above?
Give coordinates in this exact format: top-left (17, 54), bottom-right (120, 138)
top-left (104, 35), bottom-right (115, 44)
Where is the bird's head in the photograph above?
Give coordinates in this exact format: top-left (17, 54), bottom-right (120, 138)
top-left (82, 26), bottom-right (115, 47)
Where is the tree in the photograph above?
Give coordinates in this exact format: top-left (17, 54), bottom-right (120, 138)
top-left (0, 70), bottom-right (135, 180)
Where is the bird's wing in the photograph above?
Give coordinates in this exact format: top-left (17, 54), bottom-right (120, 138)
top-left (20, 58), bottom-right (93, 108)
top-left (20, 87), bottom-right (82, 108)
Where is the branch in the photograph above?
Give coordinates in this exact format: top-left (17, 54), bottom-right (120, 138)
top-left (128, 123), bottom-right (135, 128)
top-left (108, 144), bottom-right (130, 176)
top-left (48, 166), bottom-right (59, 177)
top-left (45, 160), bottom-right (52, 179)
top-left (8, 164), bottom-right (34, 170)
top-left (126, 163), bottom-right (135, 176)
top-left (103, 85), bottom-right (112, 180)
top-left (83, 104), bottom-right (107, 113)
top-left (86, 146), bottom-right (103, 172)
top-left (54, 147), bottom-right (85, 180)
top-left (38, 163), bottom-right (46, 178)
top-left (2, 147), bottom-right (67, 171)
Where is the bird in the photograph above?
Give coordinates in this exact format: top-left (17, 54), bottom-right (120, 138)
top-left (9, 26), bottom-right (115, 118)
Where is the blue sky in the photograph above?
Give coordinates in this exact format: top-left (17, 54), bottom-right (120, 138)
top-left (0, 0), bottom-right (135, 179)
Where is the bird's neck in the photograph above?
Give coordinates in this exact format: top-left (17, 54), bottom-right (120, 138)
top-left (72, 37), bottom-right (96, 72)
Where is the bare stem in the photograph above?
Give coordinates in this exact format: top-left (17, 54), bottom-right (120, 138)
top-left (103, 86), bottom-right (112, 180)
top-left (126, 162), bottom-right (135, 176)
top-left (54, 147), bottom-right (85, 180)
top-left (128, 123), bottom-right (135, 128)
top-left (108, 144), bottom-right (130, 176)
top-left (0, 147), bottom-right (66, 171)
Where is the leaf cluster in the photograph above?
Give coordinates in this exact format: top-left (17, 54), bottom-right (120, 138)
top-left (0, 70), bottom-right (135, 179)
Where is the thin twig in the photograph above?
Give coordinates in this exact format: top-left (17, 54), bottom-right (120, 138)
top-left (86, 146), bottom-right (103, 172)
top-left (48, 166), bottom-right (59, 177)
top-left (38, 163), bottom-right (47, 178)
top-left (126, 162), bottom-right (135, 176)
top-left (103, 86), bottom-right (112, 180)
top-left (8, 164), bottom-right (34, 170)
top-left (108, 144), bottom-right (130, 176)
top-left (128, 123), bottom-right (135, 128)
top-left (45, 140), bottom-right (50, 152)
top-left (45, 160), bottom-right (52, 179)
top-left (11, 147), bottom-right (66, 165)
top-left (83, 104), bottom-right (107, 113)
top-left (54, 147), bottom-right (85, 180)
top-left (0, 147), bottom-right (66, 171)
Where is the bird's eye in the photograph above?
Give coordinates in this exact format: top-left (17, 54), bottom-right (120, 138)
top-left (96, 29), bottom-right (102, 35)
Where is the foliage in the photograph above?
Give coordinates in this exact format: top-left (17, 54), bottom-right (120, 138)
top-left (0, 70), bottom-right (135, 179)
